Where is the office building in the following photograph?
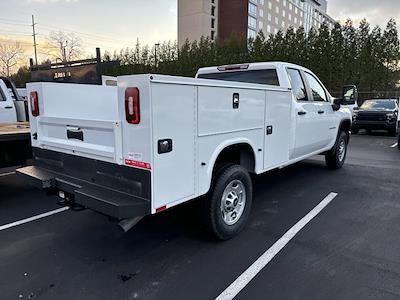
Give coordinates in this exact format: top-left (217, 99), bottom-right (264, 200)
top-left (178, 0), bottom-right (336, 47)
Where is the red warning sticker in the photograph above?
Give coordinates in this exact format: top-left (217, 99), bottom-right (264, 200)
top-left (124, 159), bottom-right (151, 170)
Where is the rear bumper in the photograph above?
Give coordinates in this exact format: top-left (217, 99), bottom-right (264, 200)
top-left (17, 148), bottom-right (151, 219)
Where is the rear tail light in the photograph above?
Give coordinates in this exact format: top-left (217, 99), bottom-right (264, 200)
top-left (125, 87), bottom-right (140, 124)
top-left (30, 91), bottom-right (39, 117)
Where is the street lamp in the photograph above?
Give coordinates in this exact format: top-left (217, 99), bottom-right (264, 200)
top-left (154, 43), bottom-right (160, 70)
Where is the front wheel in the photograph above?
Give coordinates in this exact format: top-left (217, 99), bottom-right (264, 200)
top-left (203, 164), bottom-right (253, 240)
top-left (389, 128), bottom-right (397, 137)
top-left (325, 131), bottom-right (348, 169)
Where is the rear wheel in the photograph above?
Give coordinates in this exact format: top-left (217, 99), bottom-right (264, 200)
top-left (325, 131), bottom-right (348, 169)
top-left (203, 164), bottom-right (252, 240)
top-left (351, 127), bottom-right (358, 134)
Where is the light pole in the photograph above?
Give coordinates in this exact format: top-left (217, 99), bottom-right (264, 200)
top-left (154, 43), bottom-right (160, 71)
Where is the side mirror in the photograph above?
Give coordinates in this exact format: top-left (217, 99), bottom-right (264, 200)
top-left (332, 98), bottom-right (341, 111)
top-left (342, 85), bottom-right (358, 105)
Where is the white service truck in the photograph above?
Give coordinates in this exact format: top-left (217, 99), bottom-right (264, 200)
top-left (0, 77), bottom-right (31, 168)
top-left (17, 62), bottom-right (353, 239)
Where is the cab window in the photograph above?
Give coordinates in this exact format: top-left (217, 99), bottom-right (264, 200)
top-left (198, 69), bottom-right (280, 86)
top-left (0, 89), bottom-right (5, 101)
top-left (287, 68), bottom-right (308, 101)
top-left (304, 72), bottom-right (327, 102)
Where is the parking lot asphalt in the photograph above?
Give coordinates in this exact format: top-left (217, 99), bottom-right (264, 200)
top-left (0, 133), bottom-right (399, 300)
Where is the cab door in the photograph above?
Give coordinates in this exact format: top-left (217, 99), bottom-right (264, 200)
top-left (287, 68), bottom-right (321, 159)
top-left (302, 72), bottom-right (336, 149)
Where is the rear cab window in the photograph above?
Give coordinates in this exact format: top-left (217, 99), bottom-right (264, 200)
top-left (198, 69), bottom-right (280, 86)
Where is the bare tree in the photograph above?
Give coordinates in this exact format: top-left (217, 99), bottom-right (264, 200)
top-left (47, 31), bottom-right (83, 62)
top-left (0, 42), bottom-right (24, 77)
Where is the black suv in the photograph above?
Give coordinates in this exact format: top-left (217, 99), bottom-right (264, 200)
top-left (352, 99), bottom-right (398, 136)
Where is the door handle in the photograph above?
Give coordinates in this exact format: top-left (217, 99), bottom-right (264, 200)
top-left (318, 110), bottom-right (325, 114)
top-left (4, 106), bottom-right (13, 109)
top-left (298, 111), bottom-right (307, 115)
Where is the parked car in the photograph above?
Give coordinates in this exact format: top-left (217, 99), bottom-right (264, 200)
top-left (16, 88), bottom-right (27, 100)
top-left (351, 99), bottom-right (398, 135)
top-left (17, 62), bottom-right (353, 240)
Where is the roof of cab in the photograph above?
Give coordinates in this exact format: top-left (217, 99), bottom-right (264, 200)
top-left (196, 61), bottom-right (311, 76)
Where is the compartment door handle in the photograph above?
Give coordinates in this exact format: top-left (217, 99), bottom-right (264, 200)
top-left (67, 128), bottom-right (84, 141)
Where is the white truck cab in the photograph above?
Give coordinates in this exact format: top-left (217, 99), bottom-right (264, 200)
top-left (18, 62), bottom-right (353, 239)
top-left (0, 77), bottom-right (29, 123)
top-left (0, 79), bottom-right (18, 123)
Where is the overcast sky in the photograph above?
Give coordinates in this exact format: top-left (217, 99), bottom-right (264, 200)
top-left (0, 0), bottom-right (399, 60)
top-left (328, 0), bottom-right (400, 29)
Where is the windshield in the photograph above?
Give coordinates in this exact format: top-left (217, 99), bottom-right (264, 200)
top-left (361, 100), bottom-right (396, 110)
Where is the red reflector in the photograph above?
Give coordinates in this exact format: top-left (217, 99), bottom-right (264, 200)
top-left (156, 205), bottom-right (167, 213)
top-left (30, 91), bottom-right (39, 117)
top-left (125, 87), bottom-right (140, 124)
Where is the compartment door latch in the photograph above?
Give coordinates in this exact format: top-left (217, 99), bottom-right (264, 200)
top-left (233, 93), bottom-right (240, 109)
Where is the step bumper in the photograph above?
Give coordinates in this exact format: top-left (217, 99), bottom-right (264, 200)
top-left (17, 148), bottom-right (151, 220)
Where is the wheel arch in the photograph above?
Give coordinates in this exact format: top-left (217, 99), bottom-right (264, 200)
top-left (204, 139), bottom-right (258, 194)
top-left (339, 118), bottom-right (352, 141)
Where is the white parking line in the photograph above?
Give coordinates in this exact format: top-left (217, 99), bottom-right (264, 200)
top-left (390, 142), bottom-right (398, 148)
top-left (0, 171), bottom-right (15, 177)
top-left (216, 192), bottom-right (338, 300)
top-left (0, 207), bottom-right (70, 231)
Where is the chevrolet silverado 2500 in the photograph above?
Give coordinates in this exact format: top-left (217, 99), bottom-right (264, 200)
top-left (17, 62), bottom-right (353, 239)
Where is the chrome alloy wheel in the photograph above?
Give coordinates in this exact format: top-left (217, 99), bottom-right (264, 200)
top-left (220, 179), bottom-right (246, 226)
top-left (338, 139), bottom-right (346, 162)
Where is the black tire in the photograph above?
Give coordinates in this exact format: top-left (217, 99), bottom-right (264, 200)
top-left (351, 127), bottom-right (359, 134)
top-left (325, 131), bottom-right (348, 169)
top-left (398, 135), bottom-right (400, 150)
top-left (389, 128), bottom-right (397, 137)
top-left (203, 164), bottom-right (252, 240)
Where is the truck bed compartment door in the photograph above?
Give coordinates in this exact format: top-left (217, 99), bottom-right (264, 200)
top-left (264, 91), bottom-right (292, 169)
top-left (151, 83), bottom-right (195, 210)
top-left (36, 116), bottom-right (122, 163)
